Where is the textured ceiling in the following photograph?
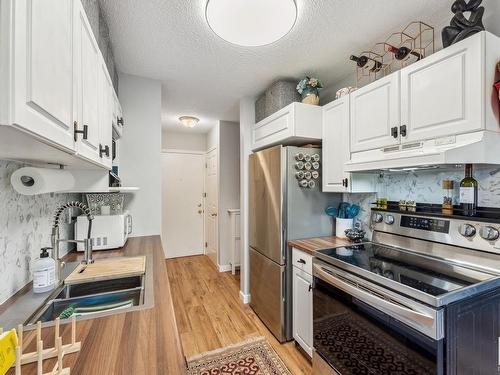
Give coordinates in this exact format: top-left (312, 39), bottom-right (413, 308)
top-left (99, 0), bottom-right (498, 134)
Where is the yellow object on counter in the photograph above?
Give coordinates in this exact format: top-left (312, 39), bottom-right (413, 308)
top-left (0, 329), bottom-right (18, 375)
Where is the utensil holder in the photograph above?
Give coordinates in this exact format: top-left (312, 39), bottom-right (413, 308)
top-left (335, 218), bottom-right (354, 238)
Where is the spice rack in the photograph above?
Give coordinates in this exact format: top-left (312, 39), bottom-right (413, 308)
top-left (2, 317), bottom-right (81, 375)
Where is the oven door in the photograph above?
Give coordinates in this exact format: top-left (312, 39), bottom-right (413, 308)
top-left (313, 260), bottom-right (445, 375)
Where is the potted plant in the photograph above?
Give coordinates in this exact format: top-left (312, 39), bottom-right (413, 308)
top-left (296, 76), bottom-right (324, 105)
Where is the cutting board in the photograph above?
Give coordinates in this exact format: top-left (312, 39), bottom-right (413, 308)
top-left (65, 256), bottom-right (146, 285)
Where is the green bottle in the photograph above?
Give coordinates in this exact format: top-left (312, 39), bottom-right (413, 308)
top-left (459, 164), bottom-right (478, 216)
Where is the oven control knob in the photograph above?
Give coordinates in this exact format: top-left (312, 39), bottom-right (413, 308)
top-left (384, 215), bottom-right (395, 225)
top-left (479, 226), bottom-right (499, 241)
top-left (372, 213), bottom-right (383, 223)
top-left (459, 224), bottom-right (477, 238)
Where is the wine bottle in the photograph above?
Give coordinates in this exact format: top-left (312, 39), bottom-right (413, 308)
top-left (349, 55), bottom-right (382, 72)
top-left (386, 45), bottom-right (422, 61)
top-left (459, 164), bottom-right (478, 216)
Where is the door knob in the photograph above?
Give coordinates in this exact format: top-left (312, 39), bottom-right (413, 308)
top-left (198, 210), bottom-right (203, 214)
top-left (197, 203), bottom-right (202, 207)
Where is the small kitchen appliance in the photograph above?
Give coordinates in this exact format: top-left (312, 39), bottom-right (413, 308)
top-left (75, 212), bottom-right (132, 251)
top-left (313, 209), bottom-right (500, 374)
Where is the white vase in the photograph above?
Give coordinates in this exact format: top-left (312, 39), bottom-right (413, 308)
top-left (335, 218), bottom-right (354, 238)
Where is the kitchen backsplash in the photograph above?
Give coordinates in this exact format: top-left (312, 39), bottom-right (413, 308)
top-left (0, 160), bottom-right (80, 305)
top-left (344, 166), bottom-right (500, 238)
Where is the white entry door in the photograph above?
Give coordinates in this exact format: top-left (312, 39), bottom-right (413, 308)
top-left (205, 148), bottom-right (218, 266)
top-left (162, 152), bottom-right (205, 259)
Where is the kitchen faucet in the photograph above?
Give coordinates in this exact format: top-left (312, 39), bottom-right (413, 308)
top-left (51, 201), bottom-right (94, 283)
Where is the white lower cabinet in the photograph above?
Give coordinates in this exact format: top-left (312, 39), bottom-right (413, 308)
top-left (292, 248), bottom-right (313, 357)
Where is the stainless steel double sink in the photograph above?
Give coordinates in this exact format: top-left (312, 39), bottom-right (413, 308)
top-left (0, 256), bottom-right (154, 330)
top-left (25, 275), bottom-right (145, 324)
top-left (25, 256), bottom-right (154, 327)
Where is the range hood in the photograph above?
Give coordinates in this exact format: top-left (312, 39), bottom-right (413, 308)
top-left (345, 131), bottom-right (500, 172)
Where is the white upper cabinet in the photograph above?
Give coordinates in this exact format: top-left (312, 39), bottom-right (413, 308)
top-left (322, 97), bottom-right (375, 193)
top-left (401, 31), bottom-right (483, 143)
top-left (98, 59), bottom-right (113, 169)
top-left (252, 102), bottom-right (322, 151)
top-left (350, 73), bottom-right (401, 152)
top-left (322, 97), bottom-right (350, 193)
top-left (10, 0), bottom-right (76, 151)
top-left (74, 2), bottom-right (101, 163)
top-left (0, 0), bottom-right (120, 169)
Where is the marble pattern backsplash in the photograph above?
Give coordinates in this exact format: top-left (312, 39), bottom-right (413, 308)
top-left (344, 166), bottom-right (500, 239)
top-left (0, 160), bottom-right (80, 304)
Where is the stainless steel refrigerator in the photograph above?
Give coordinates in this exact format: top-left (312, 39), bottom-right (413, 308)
top-left (249, 145), bottom-right (340, 342)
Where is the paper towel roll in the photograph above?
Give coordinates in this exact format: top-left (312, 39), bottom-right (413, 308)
top-left (11, 167), bottom-right (75, 195)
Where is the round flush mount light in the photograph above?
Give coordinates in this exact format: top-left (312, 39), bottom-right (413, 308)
top-left (179, 116), bottom-right (200, 128)
top-left (205, 0), bottom-right (297, 47)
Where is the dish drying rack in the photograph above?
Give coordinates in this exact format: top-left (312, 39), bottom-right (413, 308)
top-left (2, 317), bottom-right (80, 375)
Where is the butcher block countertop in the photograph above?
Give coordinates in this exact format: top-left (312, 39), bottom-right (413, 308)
top-left (288, 236), bottom-right (352, 255)
top-left (6, 236), bottom-right (187, 375)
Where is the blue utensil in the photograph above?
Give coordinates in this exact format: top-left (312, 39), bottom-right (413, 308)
top-left (347, 204), bottom-right (360, 219)
top-left (338, 202), bottom-right (350, 219)
top-left (325, 206), bottom-right (338, 217)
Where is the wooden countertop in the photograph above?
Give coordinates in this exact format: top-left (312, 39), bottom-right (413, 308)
top-left (7, 236), bottom-right (186, 375)
top-left (288, 236), bottom-right (352, 255)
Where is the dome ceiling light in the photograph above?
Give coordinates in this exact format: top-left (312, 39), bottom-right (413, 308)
top-left (179, 116), bottom-right (200, 128)
top-left (205, 0), bottom-right (297, 47)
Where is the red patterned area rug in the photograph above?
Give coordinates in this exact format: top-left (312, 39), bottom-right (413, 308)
top-left (186, 336), bottom-right (292, 375)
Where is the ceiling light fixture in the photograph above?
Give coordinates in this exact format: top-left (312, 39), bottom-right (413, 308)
top-left (179, 116), bottom-right (200, 128)
top-left (205, 0), bottom-right (297, 47)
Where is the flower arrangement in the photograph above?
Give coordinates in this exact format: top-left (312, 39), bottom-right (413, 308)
top-left (296, 77), bottom-right (324, 105)
top-left (296, 77), bottom-right (323, 95)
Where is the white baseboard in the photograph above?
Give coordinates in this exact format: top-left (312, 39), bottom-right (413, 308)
top-left (218, 264), bottom-right (232, 272)
top-left (239, 291), bottom-right (251, 304)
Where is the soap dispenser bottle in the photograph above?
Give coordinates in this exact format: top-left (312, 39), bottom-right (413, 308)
top-left (33, 247), bottom-right (56, 293)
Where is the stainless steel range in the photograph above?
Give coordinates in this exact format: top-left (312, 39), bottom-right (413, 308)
top-left (313, 210), bottom-right (500, 375)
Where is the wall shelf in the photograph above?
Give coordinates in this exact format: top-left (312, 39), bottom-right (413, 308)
top-left (62, 187), bottom-right (140, 193)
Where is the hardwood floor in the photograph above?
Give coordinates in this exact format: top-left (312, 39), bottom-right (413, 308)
top-left (166, 255), bottom-right (312, 375)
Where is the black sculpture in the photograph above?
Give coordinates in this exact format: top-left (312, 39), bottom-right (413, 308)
top-left (442, 0), bottom-right (485, 48)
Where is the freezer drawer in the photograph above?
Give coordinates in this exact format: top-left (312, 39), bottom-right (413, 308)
top-left (249, 247), bottom-right (287, 342)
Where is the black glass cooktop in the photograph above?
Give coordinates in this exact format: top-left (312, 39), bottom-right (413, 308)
top-left (316, 243), bottom-right (495, 297)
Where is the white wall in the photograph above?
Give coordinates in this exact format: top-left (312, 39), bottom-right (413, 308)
top-left (218, 121), bottom-right (240, 267)
top-left (238, 97), bottom-right (254, 303)
top-left (162, 131), bottom-right (207, 152)
top-left (206, 124), bottom-right (219, 151)
top-left (118, 73), bottom-right (162, 237)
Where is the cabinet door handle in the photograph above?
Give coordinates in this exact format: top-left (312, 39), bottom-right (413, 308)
top-left (308, 284), bottom-right (312, 292)
top-left (400, 125), bottom-right (407, 137)
top-left (391, 126), bottom-right (399, 139)
top-left (297, 259), bottom-right (306, 264)
top-left (343, 178), bottom-right (349, 189)
top-left (74, 122), bottom-right (88, 141)
top-left (99, 144), bottom-right (110, 158)
top-left (117, 117), bottom-right (124, 126)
